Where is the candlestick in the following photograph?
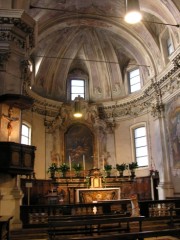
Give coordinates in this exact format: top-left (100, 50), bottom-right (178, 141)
top-left (69, 156), bottom-right (71, 171)
top-left (102, 155), bottom-right (104, 170)
top-left (83, 155), bottom-right (85, 170)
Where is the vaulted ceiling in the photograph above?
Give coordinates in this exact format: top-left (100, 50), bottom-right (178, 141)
top-left (9, 0), bottom-right (180, 103)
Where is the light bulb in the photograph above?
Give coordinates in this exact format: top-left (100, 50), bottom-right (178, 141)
top-left (124, 11), bottom-right (142, 24)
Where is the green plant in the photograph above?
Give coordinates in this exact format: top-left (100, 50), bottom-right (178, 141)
top-left (104, 164), bottom-right (112, 172)
top-left (116, 163), bottom-right (127, 171)
top-left (72, 163), bottom-right (83, 172)
top-left (47, 163), bottom-right (58, 173)
top-left (129, 162), bottom-right (138, 170)
top-left (58, 163), bottom-right (70, 173)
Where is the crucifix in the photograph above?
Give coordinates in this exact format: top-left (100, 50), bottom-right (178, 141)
top-left (2, 107), bottom-right (19, 141)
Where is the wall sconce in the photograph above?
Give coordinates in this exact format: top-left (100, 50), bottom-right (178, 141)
top-left (124, 0), bottom-right (142, 24)
top-left (73, 95), bottom-right (83, 118)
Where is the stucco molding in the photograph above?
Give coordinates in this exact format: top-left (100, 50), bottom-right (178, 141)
top-left (0, 10), bottom-right (36, 50)
top-left (23, 53), bottom-right (180, 123)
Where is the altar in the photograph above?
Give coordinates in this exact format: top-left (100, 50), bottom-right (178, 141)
top-left (76, 187), bottom-right (121, 203)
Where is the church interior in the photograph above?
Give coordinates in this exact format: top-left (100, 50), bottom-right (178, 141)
top-left (0, 0), bottom-right (180, 239)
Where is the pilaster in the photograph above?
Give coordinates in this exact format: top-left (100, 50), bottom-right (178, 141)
top-left (151, 79), bottom-right (174, 199)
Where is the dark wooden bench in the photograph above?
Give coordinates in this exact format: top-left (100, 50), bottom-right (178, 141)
top-left (48, 214), bottom-right (145, 240)
top-left (61, 228), bottom-right (180, 240)
top-left (169, 207), bottom-right (180, 227)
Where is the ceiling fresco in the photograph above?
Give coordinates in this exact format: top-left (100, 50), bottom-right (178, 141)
top-left (6, 0), bottom-right (179, 103)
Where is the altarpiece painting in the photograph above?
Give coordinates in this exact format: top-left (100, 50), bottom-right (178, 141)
top-left (65, 124), bottom-right (94, 170)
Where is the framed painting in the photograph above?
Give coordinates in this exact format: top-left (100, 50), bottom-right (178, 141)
top-left (65, 124), bottom-right (94, 170)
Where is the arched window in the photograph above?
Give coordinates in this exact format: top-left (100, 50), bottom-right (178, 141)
top-left (67, 69), bottom-right (89, 101)
top-left (166, 37), bottom-right (174, 56)
top-left (21, 123), bottom-right (31, 145)
top-left (131, 124), bottom-right (149, 167)
top-left (70, 79), bottom-right (85, 100)
top-left (128, 68), bottom-right (141, 93)
top-left (160, 29), bottom-right (174, 64)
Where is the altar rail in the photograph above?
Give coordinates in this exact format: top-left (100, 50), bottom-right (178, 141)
top-left (20, 200), bottom-right (131, 228)
top-left (20, 199), bottom-right (180, 228)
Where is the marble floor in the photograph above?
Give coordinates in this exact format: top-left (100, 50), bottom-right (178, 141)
top-left (10, 220), bottom-right (180, 240)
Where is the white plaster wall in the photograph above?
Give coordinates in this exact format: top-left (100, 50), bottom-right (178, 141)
top-left (33, 113), bottom-right (46, 179)
top-left (22, 110), bottom-right (46, 179)
top-left (115, 114), bottom-right (152, 177)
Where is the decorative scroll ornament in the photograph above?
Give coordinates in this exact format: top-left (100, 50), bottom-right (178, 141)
top-left (173, 53), bottom-right (180, 68)
top-left (151, 103), bottom-right (165, 118)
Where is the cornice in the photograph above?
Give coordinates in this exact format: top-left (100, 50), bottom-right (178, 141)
top-left (0, 10), bottom-right (36, 50)
top-left (23, 52), bottom-right (180, 122)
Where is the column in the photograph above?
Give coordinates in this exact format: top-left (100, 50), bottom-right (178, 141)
top-left (152, 103), bottom-right (174, 199)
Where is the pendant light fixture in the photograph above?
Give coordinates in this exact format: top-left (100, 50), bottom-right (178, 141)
top-left (73, 95), bottom-right (83, 118)
top-left (124, 0), bottom-right (142, 24)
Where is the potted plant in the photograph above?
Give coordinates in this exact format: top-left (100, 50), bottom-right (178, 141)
top-left (128, 162), bottom-right (138, 178)
top-left (104, 164), bottom-right (112, 177)
top-left (47, 163), bottom-right (58, 179)
top-left (58, 163), bottom-right (70, 178)
top-left (116, 163), bottom-right (127, 177)
top-left (72, 163), bottom-right (83, 177)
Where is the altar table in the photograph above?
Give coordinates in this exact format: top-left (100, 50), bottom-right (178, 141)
top-left (76, 187), bottom-right (121, 203)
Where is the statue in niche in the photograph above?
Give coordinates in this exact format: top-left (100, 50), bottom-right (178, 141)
top-left (2, 107), bottom-right (19, 141)
top-left (51, 115), bottom-right (62, 131)
top-left (50, 150), bottom-right (60, 166)
top-left (60, 106), bottom-right (69, 125)
top-left (98, 129), bottom-right (107, 158)
top-left (85, 105), bottom-right (98, 124)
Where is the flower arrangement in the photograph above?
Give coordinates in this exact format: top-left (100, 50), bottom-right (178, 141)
top-left (72, 163), bottom-right (83, 177)
top-left (104, 164), bottom-right (112, 177)
top-left (58, 163), bottom-right (70, 177)
top-left (58, 163), bottom-right (70, 173)
top-left (128, 162), bottom-right (138, 178)
top-left (72, 163), bottom-right (83, 172)
top-left (116, 163), bottom-right (128, 171)
top-left (104, 164), bottom-right (112, 172)
top-left (47, 163), bottom-right (58, 178)
top-left (47, 163), bottom-right (58, 173)
top-left (128, 162), bottom-right (138, 170)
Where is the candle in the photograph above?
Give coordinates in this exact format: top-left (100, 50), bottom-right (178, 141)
top-left (69, 156), bottom-right (71, 171)
top-left (102, 155), bottom-right (104, 170)
top-left (83, 155), bottom-right (85, 170)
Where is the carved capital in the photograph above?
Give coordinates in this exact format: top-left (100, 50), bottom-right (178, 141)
top-left (151, 103), bottom-right (165, 118)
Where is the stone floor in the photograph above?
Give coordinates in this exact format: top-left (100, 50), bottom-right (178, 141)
top-left (10, 220), bottom-right (180, 240)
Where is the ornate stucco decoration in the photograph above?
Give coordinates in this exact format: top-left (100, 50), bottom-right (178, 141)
top-left (44, 101), bottom-right (109, 135)
top-left (23, 52), bottom-right (180, 123)
top-left (173, 54), bottom-right (180, 68)
top-left (0, 10), bottom-right (36, 51)
top-left (99, 53), bottom-right (180, 121)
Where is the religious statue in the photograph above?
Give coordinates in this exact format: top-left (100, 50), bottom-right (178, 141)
top-left (2, 107), bottom-right (19, 141)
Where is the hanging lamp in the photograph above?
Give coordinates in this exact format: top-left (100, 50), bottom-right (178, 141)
top-left (73, 95), bottom-right (83, 118)
top-left (124, 0), bottom-right (142, 24)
